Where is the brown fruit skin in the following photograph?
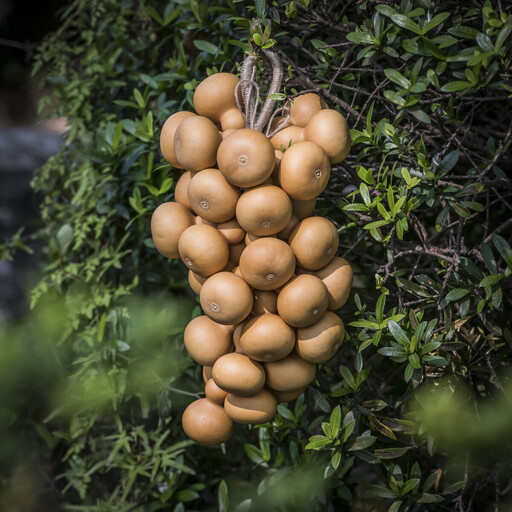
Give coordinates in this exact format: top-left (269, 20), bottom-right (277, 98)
top-left (291, 198), bottom-right (316, 220)
top-left (236, 185), bottom-right (292, 237)
top-left (277, 214), bottom-right (300, 241)
top-left (277, 274), bottom-right (329, 328)
top-left (178, 224), bottom-right (229, 277)
top-left (193, 73), bottom-right (245, 131)
top-left (200, 272), bottom-right (253, 325)
top-left (160, 111), bottom-right (196, 168)
top-left (182, 398), bottom-right (234, 445)
top-left (213, 353), bottom-right (265, 396)
top-left (232, 265), bottom-right (244, 280)
top-left (194, 215), bottom-right (217, 227)
top-left (252, 290), bottom-right (278, 316)
top-left (270, 125), bottom-right (304, 151)
top-left (311, 257), bottom-right (353, 310)
top-left (217, 129), bottom-right (275, 187)
top-left (224, 389), bottom-right (277, 424)
top-left (304, 109), bottom-right (351, 164)
top-left (240, 313), bottom-right (295, 362)
top-left (203, 365), bottom-right (213, 383)
top-left (232, 322), bottom-right (245, 353)
top-left (239, 238), bottom-right (296, 291)
top-left (217, 218), bottom-right (245, 245)
top-left (205, 378), bottom-right (229, 404)
top-left (174, 116), bottom-right (222, 171)
top-left (228, 241), bottom-right (246, 266)
top-left (188, 270), bottom-right (207, 295)
top-left (279, 141), bottom-right (331, 200)
top-left (272, 387), bottom-right (305, 403)
top-left (288, 93), bottom-right (327, 127)
top-left (289, 217), bottom-right (339, 270)
top-left (264, 352), bottom-right (316, 392)
top-left (175, 171), bottom-right (195, 209)
top-left (184, 315), bottom-right (234, 366)
top-left (245, 232), bottom-right (277, 245)
top-left (187, 168), bottom-right (240, 223)
top-left (296, 311), bottom-right (345, 363)
top-left (151, 202), bottom-right (195, 258)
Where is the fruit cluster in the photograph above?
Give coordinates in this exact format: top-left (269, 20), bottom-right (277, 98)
top-left (151, 71), bottom-right (353, 445)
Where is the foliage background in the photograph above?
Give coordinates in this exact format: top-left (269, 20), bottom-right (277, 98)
top-left (1, 0), bottom-right (512, 511)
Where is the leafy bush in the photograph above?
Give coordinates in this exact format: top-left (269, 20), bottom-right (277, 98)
top-left (1, 0), bottom-right (512, 511)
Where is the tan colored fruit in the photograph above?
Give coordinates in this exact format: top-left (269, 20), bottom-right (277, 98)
top-left (228, 241), bottom-right (246, 266)
top-left (221, 128), bottom-right (238, 140)
top-left (240, 313), bottom-right (295, 362)
top-left (279, 141), bottom-right (330, 200)
top-left (272, 387), bottom-right (305, 403)
top-left (217, 218), bottom-right (245, 245)
top-left (289, 217), bottom-right (339, 270)
top-left (272, 150), bottom-right (282, 183)
top-left (175, 171), bottom-right (195, 209)
top-left (188, 270), bottom-right (207, 294)
top-left (296, 311), bottom-right (345, 363)
top-left (288, 93), bottom-right (327, 127)
top-left (245, 232), bottom-right (277, 245)
top-left (232, 322), bottom-right (245, 353)
top-left (187, 168), bottom-right (240, 223)
top-left (213, 352), bottom-right (265, 396)
top-left (182, 398), bottom-right (234, 445)
top-left (236, 185), bottom-right (292, 237)
top-left (194, 215), bottom-right (217, 227)
top-left (251, 290), bottom-right (278, 316)
top-left (174, 116), bottom-right (222, 171)
top-left (160, 111), bottom-right (196, 168)
top-left (232, 265), bottom-right (244, 280)
top-left (178, 224), bottom-right (229, 276)
top-left (205, 378), bottom-right (229, 404)
top-left (203, 365), bottom-right (213, 383)
top-left (217, 129), bottom-right (275, 187)
top-left (184, 315), bottom-right (233, 366)
top-left (224, 388), bottom-right (277, 424)
top-left (200, 272), bottom-right (253, 325)
top-left (151, 202), bottom-right (195, 258)
top-left (239, 238), bottom-right (296, 290)
top-left (270, 125), bottom-right (304, 151)
top-left (264, 352), bottom-right (316, 392)
top-left (193, 73), bottom-right (245, 131)
top-left (304, 109), bottom-right (351, 164)
top-left (277, 274), bottom-right (329, 327)
top-left (291, 198), bottom-right (316, 219)
top-left (312, 257), bottom-right (353, 309)
top-left (277, 214), bottom-right (300, 241)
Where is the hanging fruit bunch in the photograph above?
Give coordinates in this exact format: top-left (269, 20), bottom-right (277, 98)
top-left (151, 50), bottom-right (353, 445)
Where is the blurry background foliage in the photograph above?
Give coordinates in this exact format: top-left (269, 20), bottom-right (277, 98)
top-left (1, 0), bottom-right (512, 511)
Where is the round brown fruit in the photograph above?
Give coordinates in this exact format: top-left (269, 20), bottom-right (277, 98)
top-left (217, 129), bottom-right (275, 187)
top-left (240, 313), bottom-right (295, 362)
top-left (184, 315), bottom-right (233, 366)
top-left (188, 269), bottom-right (207, 295)
top-left (251, 290), bottom-right (277, 316)
top-left (174, 171), bottom-right (195, 209)
top-left (277, 274), bottom-right (329, 327)
top-left (174, 116), bottom-right (222, 171)
top-left (194, 215), bottom-right (217, 227)
top-left (236, 185), bottom-right (292, 237)
top-left (182, 398), bottom-right (234, 445)
top-left (193, 73), bottom-right (245, 131)
top-left (178, 224), bottom-right (229, 276)
top-left (205, 378), bottom-right (229, 405)
top-left (296, 311), bottom-right (345, 363)
top-left (203, 366), bottom-right (213, 383)
top-left (291, 198), bottom-right (316, 220)
top-left (272, 387), bottom-right (305, 403)
top-left (228, 241), bottom-right (246, 266)
top-left (200, 272), bottom-right (253, 325)
top-left (245, 232), bottom-right (277, 245)
top-left (212, 352), bottom-right (265, 396)
top-left (288, 93), bottom-right (327, 127)
top-left (160, 111), bottom-right (196, 168)
top-left (217, 218), bottom-right (245, 245)
top-left (289, 217), bottom-right (339, 270)
top-left (312, 257), bottom-right (353, 310)
top-left (232, 321), bottom-right (245, 353)
top-left (264, 352), bottom-right (316, 392)
top-left (187, 168), bottom-right (240, 223)
top-left (151, 202), bottom-right (194, 258)
top-left (270, 125), bottom-right (304, 151)
top-left (224, 388), bottom-right (277, 424)
top-left (304, 109), bottom-right (351, 164)
top-left (239, 238), bottom-right (296, 290)
top-left (277, 214), bottom-right (300, 241)
top-left (279, 141), bottom-right (330, 200)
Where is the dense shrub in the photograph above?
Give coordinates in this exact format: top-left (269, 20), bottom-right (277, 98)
top-left (1, 0), bottom-right (512, 511)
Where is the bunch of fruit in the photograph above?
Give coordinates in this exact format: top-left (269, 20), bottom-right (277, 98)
top-left (151, 67), bottom-right (353, 445)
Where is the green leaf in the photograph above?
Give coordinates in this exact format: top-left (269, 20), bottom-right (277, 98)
top-left (495, 23), bottom-right (512, 51)
top-left (423, 12), bottom-right (450, 34)
top-left (340, 365), bottom-right (356, 390)
top-left (57, 224), bottom-right (73, 251)
top-left (218, 480), bottom-right (229, 512)
top-left (305, 437), bottom-right (332, 450)
top-left (193, 40), bottom-right (218, 54)
top-left (329, 406), bottom-right (342, 438)
top-left (368, 484), bottom-right (397, 498)
top-left (375, 294), bottom-right (386, 325)
top-left (391, 14), bottom-right (422, 34)
top-left (476, 32), bottom-right (494, 53)
top-left (374, 447), bottom-right (409, 459)
top-left (417, 493), bottom-right (444, 503)
top-left (388, 501), bottom-right (402, 512)
top-left (384, 69), bottom-right (411, 89)
top-left (348, 434), bottom-right (377, 451)
top-left (378, 347), bottom-right (408, 357)
top-left (343, 203), bottom-right (368, 212)
top-left (401, 478), bottom-right (420, 495)
top-left (448, 26), bottom-right (479, 39)
top-left (360, 183), bottom-right (371, 206)
top-left (409, 353), bottom-right (421, 369)
top-left (388, 320), bottom-right (410, 348)
top-left (133, 88), bottom-right (145, 108)
top-left (350, 320), bottom-right (381, 329)
top-left (346, 32), bottom-right (376, 44)
top-left (445, 288), bottom-right (470, 302)
top-left (440, 81), bottom-right (473, 92)
top-left (493, 234), bottom-right (512, 270)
